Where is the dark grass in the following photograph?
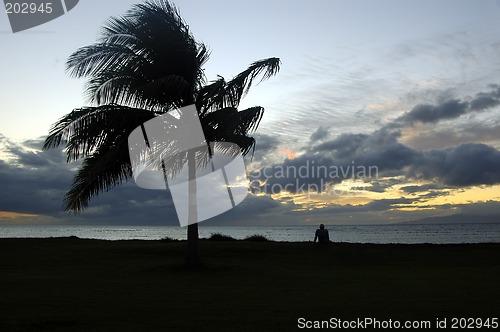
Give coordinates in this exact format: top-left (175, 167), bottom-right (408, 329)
top-left (0, 238), bottom-right (499, 331)
top-left (207, 233), bottom-right (236, 241)
top-left (243, 234), bottom-right (269, 242)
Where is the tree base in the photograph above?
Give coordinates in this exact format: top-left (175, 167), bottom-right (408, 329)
top-left (185, 223), bottom-right (202, 268)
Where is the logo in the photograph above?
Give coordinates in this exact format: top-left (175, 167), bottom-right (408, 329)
top-left (4, 0), bottom-right (79, 33)
top-left (128, 105), bottom-right (248, 227)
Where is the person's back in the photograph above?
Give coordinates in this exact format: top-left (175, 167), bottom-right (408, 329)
top-left (314, 224), bottom-right (329, 244)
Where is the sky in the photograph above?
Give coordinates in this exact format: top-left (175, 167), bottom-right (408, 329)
top-left (1, 0), bottom-right (500, 226)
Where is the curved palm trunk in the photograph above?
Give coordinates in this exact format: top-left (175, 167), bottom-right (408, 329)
top-left (185, 149), bottom-right (202, 268)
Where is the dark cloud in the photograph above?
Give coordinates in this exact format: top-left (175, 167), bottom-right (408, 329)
top-left (251, 128), bottom-right (418, 195)
top-left (418, 190), bottom-right (451, 200)
top-left (350, 129), bottom-right (419, 173)
top-left (253, 133), bottom-right (279, 153)
top-left (312, 133), bottom-right (368, 157)
top-left (249, 133), bottom-right (280, 162)
top-left (0, 162), bottom-right (70, 214)
top-left (400, 183), bottom-right (448, 193)
top-left (400, 99), bottom-right (469, 124)
top-left (469, 85), bottom-right (500, 111)
top-left (310, 126), bottom-right (329, 142)
top-left (204, 194), bottom-right (288, 226)
top-left (364, 198), bottom-right (414, 211)
top-left (309, 129), bottom-right (420, 175)
top-left (313, 129), bottom-right (419, 175)
top-left (409, 143), bottom-right (500, 186)
top-left (0, 137), bottom-right (72, 214)
top-left (307, 198), bottom-right (415, 216)
top-left (0, 137), bottom-right (181, 225)
top-left (395, 86), bottom-right (500, 126)
top-left (402, 124), bottom-right (500, 150)
top-left (352, 181), bottom-right (393, 193)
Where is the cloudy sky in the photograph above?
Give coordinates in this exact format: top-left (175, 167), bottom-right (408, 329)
top-left (1, 0), bottom-right (500, 226)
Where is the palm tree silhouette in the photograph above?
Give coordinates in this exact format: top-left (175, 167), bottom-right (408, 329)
top-left (43, 0), bottom-right (280, 267)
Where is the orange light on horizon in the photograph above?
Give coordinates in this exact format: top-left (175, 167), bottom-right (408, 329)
top-left (0, 211), bottom-right (39, 219)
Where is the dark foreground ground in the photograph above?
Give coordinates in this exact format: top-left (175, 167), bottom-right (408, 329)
top-left (0, 238), bottom-right (499, 331)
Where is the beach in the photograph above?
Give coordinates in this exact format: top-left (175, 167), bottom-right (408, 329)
top-left (0, 238), bottom-right (499, 331)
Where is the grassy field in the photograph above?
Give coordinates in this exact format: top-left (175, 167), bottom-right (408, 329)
top-left (0, 238), bottom-right (499, 331)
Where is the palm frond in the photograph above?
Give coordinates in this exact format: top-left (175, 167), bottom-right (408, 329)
top-left (196, 43), bottom-right (210, 79)
top-left (213, 140), bottom-right (250, 157)
top-left (216, 134), bottom-right (256, 156)
top-left (195, 76), bottom-right (226, 114)
top-left (196, 57), bottom-right (280, 113)
top-left (87, 73), bottom-right (192, 111)
top-left (227, 57), bottom-right (281, 99)
top-left (233, 106), bottom-right (264, 134)
top-left (43, 105), bottom-right (156, 162)
top-left (64, 140), bottom-right (132, 212)
top-left (201, 106), bottom-right (264, 138)
top-left (43, 107), bottom-right (96, 150)
top-left (200, 106), bottom-right (264, 157)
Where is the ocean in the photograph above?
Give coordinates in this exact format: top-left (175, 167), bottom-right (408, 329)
top-left (0, 223), bottom-right (499, 244)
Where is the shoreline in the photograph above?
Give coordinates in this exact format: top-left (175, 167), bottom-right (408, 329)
top-left (1, 236), bottom-right (500, 245)
top-left (1, 223), bottom-right (499, 244)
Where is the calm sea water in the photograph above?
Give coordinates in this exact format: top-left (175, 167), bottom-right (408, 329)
top-left (0, 223), bottom-right (499, 244)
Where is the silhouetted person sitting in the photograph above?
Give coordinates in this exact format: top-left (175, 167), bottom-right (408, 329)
top-left (314, 224), bottom-right (330, 244)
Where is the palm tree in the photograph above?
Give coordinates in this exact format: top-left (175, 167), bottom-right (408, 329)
top-left (43, 0), bottom-right (280, 267)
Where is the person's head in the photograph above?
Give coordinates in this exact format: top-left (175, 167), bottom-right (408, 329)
top-left (319, 224), bottom-right (325, 229)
